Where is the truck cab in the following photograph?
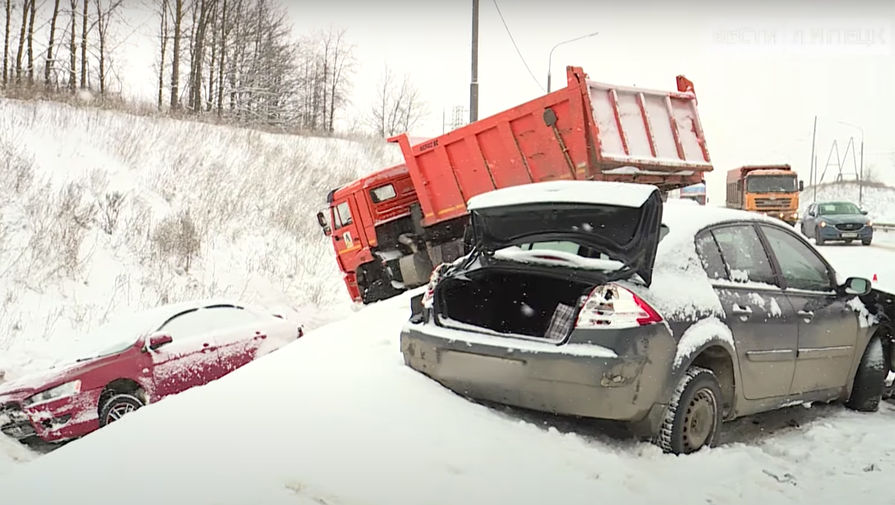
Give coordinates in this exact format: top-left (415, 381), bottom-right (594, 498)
top-left (318, 165), bottom-right (419, 303)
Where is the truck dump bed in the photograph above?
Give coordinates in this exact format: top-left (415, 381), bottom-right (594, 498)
top-left (391, 66), bottom-right (713, 227)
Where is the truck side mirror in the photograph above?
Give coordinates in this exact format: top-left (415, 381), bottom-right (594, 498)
top-left (317, 211), bottom-right (332, 236)
top-left (799, 180), bottom-right (805, 192)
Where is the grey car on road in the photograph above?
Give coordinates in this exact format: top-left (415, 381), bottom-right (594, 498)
top-left (801, 201), bottom-right (873, 246)
top-left (401, 181), bottom-right (890, 454)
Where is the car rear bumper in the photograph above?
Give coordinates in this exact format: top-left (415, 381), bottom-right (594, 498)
top-left (818, 225), bottom-right (872, 241)
top-left (400, 321), bottom-right (675, 429)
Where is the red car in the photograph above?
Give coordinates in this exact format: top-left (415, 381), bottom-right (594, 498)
top-left (0, 300), bottom-right (302, 443)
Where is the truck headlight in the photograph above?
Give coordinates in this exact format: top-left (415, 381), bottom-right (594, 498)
top-left (23, 380), bottom-right (81, 407)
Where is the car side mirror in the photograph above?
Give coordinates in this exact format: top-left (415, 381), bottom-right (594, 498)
top-left (145, 333), bottom-right (173, 352)
top-left (799, 180), bottom-right (805, 192)
top-left (860, 209), bottom-right (868, 215)
top-left (316, 211), bottom-right (332, 236)
top-left (843, 277), bottom-right (871, 296)
top-left (808, 210), bottom-right (816, 217)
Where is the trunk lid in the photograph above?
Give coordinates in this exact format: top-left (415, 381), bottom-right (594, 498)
top-left (467, 182), bottom-right (664, 285)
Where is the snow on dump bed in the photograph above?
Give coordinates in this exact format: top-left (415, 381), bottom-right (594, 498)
top-left (4, 292), bottom-right (895, 505)
top-left (629, 201), bottom-right (783, 322)
top-left (467, 180), bottom-right (658, 210)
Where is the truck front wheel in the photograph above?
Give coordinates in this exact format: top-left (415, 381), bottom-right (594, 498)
top-left (357, 263), bottom-right (403, 304)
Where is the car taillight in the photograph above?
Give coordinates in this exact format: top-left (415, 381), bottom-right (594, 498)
top-left (421, 264), bottom-right (444, 309)
top-left (575, 283), bottom-right (663, 329)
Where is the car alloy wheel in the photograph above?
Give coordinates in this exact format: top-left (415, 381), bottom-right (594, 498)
top-left (99, 394), bottom-right (145, 427)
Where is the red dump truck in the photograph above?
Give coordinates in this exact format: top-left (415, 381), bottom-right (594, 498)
top-left (317, 66), bottom-right (714, 303)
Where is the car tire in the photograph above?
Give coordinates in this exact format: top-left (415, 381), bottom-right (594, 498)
top-left (815, 227), bottom-right (825, 245)
top-left (846, 336), bottom-right (886, 412)
top-left (658, 366), bottom-right (722, 455)
top-left (98, 394), bottom-right (144, 427)
top-left (862, 239), bottom-right (872, 246)
top-left (845, 239), bottom-right (853, 244)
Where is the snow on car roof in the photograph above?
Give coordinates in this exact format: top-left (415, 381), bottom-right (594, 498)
top-left (629, 200), bottom-right (783, 321)
top-left (467, 180), bottom-right (659, 210)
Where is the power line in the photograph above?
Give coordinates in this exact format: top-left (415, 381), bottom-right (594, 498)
top-left (490, 0), bottom-right (545, 92)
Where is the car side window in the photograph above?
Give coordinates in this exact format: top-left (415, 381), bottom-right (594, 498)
top-left (159, 307), bottom-right (260, 340)
top-left (760, 226), bottom-right (832, 292)
top-left (711, 225), bottom-right (777, 285)
top-left (695, 232), bottom-right (728, 280)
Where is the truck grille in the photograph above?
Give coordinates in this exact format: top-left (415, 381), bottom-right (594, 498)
top-left (754, 197), bottom-right (792, 209)
top-left (835, 223), bottom-right (863, 231)
top-left (0, 401), bottom-right (35, 440)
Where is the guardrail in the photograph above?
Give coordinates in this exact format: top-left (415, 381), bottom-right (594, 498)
top-left (875, 223), bottom-right (895, 232)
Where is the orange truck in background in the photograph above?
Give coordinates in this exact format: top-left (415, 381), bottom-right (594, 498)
top-left (726, 165), bottom-right (804, 225)
top-left (318, 66), bottom-right (714, 304)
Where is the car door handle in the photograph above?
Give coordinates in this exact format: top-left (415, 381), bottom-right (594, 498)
top-left (798, 310), bottom-right (814, 321)
top-left (732, 305), bottom-right (752, 315)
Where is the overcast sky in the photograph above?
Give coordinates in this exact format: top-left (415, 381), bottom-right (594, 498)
top-left (282, 0), bottom-right (895, 200)
top-left (107, 0), bottom-right (895, 201)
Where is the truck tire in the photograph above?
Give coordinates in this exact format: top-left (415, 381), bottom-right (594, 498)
top-left (658, 367), bottom-right (722, 455)
top-left (846, 336), bottom-right (886, 412)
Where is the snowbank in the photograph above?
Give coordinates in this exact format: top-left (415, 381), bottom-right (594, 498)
top-left (801, 182), bottom-right (895, 223)
top-left (1, 293), bottom-right (894, 504)
top-left (0, 98), bottom-right (400, 379)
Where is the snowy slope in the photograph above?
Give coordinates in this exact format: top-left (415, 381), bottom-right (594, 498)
top-left (0, 99), bottom-right (400, 380)
top-left (1, 289), bottom-right (895, 504)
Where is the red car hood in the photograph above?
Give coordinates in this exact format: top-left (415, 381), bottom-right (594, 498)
top-left (0, 361), bottom-right (91, 402)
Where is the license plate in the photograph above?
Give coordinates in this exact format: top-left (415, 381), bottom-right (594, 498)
top-left (439, 350), bottom-right (525, 382)
top-left (842, 232), bottom-right (857, 238)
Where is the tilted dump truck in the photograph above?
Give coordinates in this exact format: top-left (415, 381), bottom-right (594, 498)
top-left (725, 165), bottom-right (804, 225)
top-left (317, 66), bottom-right (714, 303)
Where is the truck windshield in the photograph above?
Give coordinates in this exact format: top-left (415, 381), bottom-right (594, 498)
top-left (746, 175), bottom-right (797, 193)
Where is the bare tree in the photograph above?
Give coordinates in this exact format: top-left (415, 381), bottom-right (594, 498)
top-left (79, 0), bottom-right (87, 88)
top-left (169, 0), bottom-right (182, 110)
top-left (157, 0), bottom-right (169, 109)
top-left (215, 0), bottom-right (228, 115)
top-left (69, 0), bottom-right (76, 91)
top-left (369, 65), bottom-right (425, 137)
top-left (324, 29), bottom-right (352, 132)
top-left (26, 0), bottom-right (33, 84)
top-left (187, 0), bottom-right (213, 111)
top-left (205, 0), bottom-right (217, 111)
top-left (2, 0), bottom-right (10, 86)
top-left (14, 0), bottom-right (29, 84)
top-left (94, 0), bottom-right (123, 97)
top-left (45, 0), bottom-right (62, 86)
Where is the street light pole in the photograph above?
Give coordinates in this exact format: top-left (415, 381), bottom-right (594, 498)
top-left (547, 31), bottom-right (598, 92)
top-left (469, 0), bottom-right (479, 123)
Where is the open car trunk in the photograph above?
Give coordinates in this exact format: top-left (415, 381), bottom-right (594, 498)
top-left (436, 268), bottom-right (594, 341)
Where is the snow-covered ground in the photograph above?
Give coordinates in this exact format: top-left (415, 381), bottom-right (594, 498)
top-left (0, 99), bottom-right (400, 381)
top-left (2, 226), bottom-right (895, 502)
top-left (2, 286), bottom-right (895, 503)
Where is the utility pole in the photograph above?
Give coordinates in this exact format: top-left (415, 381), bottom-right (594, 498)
top-left (809, 115), bottom-right (817, 202)
top-left (859, 136), bottom-right (864, 206)
top-left (469, 0), bottom-right (479, 123)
